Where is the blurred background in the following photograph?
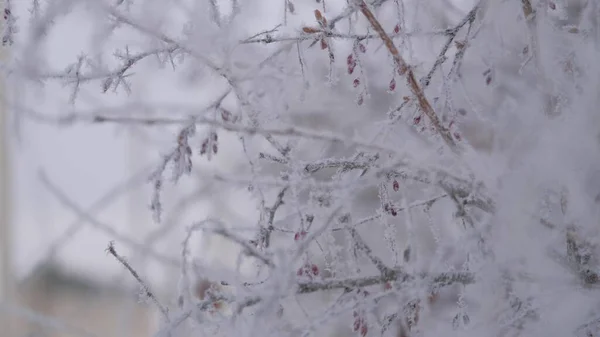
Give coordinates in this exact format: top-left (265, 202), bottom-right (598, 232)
top-left (0, 1), bottom-right (189, 336)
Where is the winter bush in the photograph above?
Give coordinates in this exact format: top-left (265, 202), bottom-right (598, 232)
top-left (10, 0), bottom-right (600, 336)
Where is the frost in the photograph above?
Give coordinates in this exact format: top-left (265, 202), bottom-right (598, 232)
top-left (14, 0), bottom-right (600, 336)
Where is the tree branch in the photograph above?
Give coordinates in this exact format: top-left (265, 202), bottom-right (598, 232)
top-left (357, 0), bottom-right (457, 151)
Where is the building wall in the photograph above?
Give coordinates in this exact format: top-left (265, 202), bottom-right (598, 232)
top-left (10, 266), bottom-right (154, 337)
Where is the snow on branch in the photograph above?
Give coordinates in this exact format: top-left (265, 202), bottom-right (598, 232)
top-left (14, 0), bottom-right (600, 336)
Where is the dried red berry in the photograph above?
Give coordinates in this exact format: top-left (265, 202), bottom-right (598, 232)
top-left (311, 264), bottom-right (319, 276)
top-left (314, 9), bottom-right (323, 22)
top-left (347, 54), bottom-right (356, 74)
top-left (353, 78), bottom-right (360, 87)
top-left (413, 115), bottom-right (422, 125)
top-left (293, 231), bottom-right (307, 241)
top-left (357, 95), bottom-right (364, 106)
top-left (320, 39), bottom-right (328, 50)
top-left (393, 180), bottom-right (399, 191)
top-left (389, 78), bottom-right (396, 92)
top-left (200, 139), bottom-right (208, 155)
top-left (358, 43), bottom-right (366, 53)
top-left (391, 208), bottom-right (398, 216)
top-left (221, 109), bottom-right (231, 121)
top-left (394, 24), bottom-right (400, 34)
top-left (360, 324), bottom-right (368, 337)
top-left (302, 26), bottom-right (319, 33)
top-left (548, 1), bottom-right (556, 9)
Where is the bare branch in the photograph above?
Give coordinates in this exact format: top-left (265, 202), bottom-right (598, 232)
top-left (106, 242), bottom-right (170, 320)
top-left (358, 0), bottom-right (457, 151)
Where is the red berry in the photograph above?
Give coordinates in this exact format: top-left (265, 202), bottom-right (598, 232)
top-left (200, 139), bottom-right (208, 155)
top-left (294, 231), bottom-right (307, 241)
top-left (413, 115), bottom-right (422, 125)
top-left (320, 39), bottom-right (328, 50)
top-left (353, 78), bottom-right (360, 87)
top-left (389, 78), bottom-right (396, 92)
top-left (221, 109), bottom-right (231, 121)
top-left (392, 180), bottom-right (399, 191)
top-left (311, 264), bottom-right (319, 276)
top-left (353, 318), bottom-right (361, 331)
top-left (347, 54), bottom-right (356, 74)
top-left (360, 324), bottom-right (368, 337)
top-left (393, 24), bottom-right (400, 34)
top-left (391, 208), bottom-right (397, 216)
top-left (358, 43), bottom-right (366, 53)
top-left (357, 95), bottom-right (364, 106)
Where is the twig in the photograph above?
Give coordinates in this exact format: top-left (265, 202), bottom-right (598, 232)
top-left (261, 187), bottom-right (288, 248)
top-left (297, 271), bottom-right (474, 293)
top-left (304, 156), bottom-right (377, 174)
top-left (357, 0), bottom-right (457, 151)
top-left (242, 29), bottom-right (446, 45)
top-left (347, 227), bottom-right (394, 276)
top-left (106, 242), bottom-right (170, 320)
top-left (209, 227), bottom-right (276, 268)
top-left (519, 0), bottom-right (559, 117)
top-left (54, 113), bottom-right (408, 155)
top-left (38, 170), bottom-right (185, 268)
top-left (28, 164), bottom-right (153, 277)
top-left (421, 6), bottom-right (477, 87)
top-left (566, 228), bottom-right (599, 285)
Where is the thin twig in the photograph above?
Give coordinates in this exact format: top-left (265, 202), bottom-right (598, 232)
top-left (49, 113), bottom-right (408, 155)
top-left (347, 227), bottom-right (394, 275)
top-left (261, 187), bottom-right (288, 248)
top-left (106, 242), bottom-right (170, 320)
top-left (297, 271), bottom-right (474, 293)
top-left (210, 227), bottom-right (276, 268)
top-left (38, 171), bottom-right (185, 268)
